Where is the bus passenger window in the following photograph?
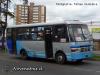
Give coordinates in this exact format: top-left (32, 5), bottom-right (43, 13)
top-left (37, 27), bottom-right (44, 41)
top-left (31, 33), bottom-right (37, 40)
top-left (17, 28), bottom-right (29, 40)
top-left (37, 32), bottom-right (44, 40)
top-left (29, 27), bottom-right (44, 41)
top-left (53, 25), bottom-right (67, 42)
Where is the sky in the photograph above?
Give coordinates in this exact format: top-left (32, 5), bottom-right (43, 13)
top-left (8, 0), bottom-right (100, 25)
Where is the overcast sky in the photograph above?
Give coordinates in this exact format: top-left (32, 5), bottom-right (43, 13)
top-left (9, 0), bottom-right (100, 25)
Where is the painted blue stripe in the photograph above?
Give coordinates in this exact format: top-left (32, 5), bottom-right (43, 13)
top-left (70, 44), bottom-right (91, 48)
top-left (70, 45), bottom-right (80, 48)
top-left (16, 41), bottom-right (23, 55)
top-left (7, 39), bottom-right (13, 54)
top-left (27, 51), bottom-right (46, 58)
top-left (16, 41), bottom-right (46, 58)
top-left (67, 51), bottom-right (93, 61)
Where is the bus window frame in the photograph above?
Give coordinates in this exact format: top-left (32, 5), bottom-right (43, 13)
top-left (68, 24), bottom-right (91, 42)
top-left (16, 26), bottom-right (45, 41)
top-left (52, 24), bottom-right (69, 43)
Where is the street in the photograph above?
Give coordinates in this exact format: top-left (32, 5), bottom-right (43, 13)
top-left (0, 53), bottom-right (100, 75)
top-left (0, 0), bottom-right (100, 75)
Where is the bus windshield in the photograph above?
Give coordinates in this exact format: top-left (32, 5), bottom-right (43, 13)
top-left (69, 24), bottom-right (92, 42)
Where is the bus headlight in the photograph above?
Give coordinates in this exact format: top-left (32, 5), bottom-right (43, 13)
top-left (71, 48), bottom-right (81, 52)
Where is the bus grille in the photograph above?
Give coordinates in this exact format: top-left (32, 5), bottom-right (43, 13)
top-left (81, 47), bottom-right (89, 52)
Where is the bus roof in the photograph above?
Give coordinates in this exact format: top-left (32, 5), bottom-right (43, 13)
top-left (7, 21), bottom-right (86, 28)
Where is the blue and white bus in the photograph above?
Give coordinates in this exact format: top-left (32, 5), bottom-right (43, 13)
top-left (6, 21), bottom-right (94, 64)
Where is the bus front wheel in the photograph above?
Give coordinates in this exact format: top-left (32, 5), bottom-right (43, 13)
top-left (20, 50), bottom-right (28, 60)
top-left (55, 52), bottom-right (66, 64)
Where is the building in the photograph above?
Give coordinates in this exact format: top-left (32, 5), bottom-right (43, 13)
top-left (29, 3), bottom-right (46, 23)
top-left (88, 25), bottom-right (100, 40)
top-left (88, 25), bottom-right (100, 51)
top-left (16, 5), bottom-right (29, 24)
top-left (16, 3), bottom-right (46, 25)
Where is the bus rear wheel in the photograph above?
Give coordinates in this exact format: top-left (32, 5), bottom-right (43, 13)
top-left (20, 50), bottom-right (28, 60)
top-left (55, 53), bottom-right (66, 64)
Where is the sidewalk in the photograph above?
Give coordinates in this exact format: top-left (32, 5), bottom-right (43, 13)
top-left (0, 50), bottom-right (8, 57)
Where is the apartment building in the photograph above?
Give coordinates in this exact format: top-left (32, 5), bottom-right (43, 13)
top-left (16, 5), bottom-right (29, 24)
top-left (16, 3), bottom-right (46, 25)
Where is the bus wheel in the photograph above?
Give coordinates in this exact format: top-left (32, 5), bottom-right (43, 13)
top-left (20, 50), bottom-right (28, 60)
top-left (55, 53), bottom-right (66, 64)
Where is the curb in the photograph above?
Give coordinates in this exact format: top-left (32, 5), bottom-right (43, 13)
top-left (90, 58), bottom-right (100, 61)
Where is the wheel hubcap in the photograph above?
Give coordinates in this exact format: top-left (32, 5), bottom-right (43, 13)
top-left (58, 56), bottom-right (63, 62)
top-left (21, 52), bottom-right (27, 59)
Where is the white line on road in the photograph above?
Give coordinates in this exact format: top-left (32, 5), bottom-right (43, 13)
top-left (74, 67), bottom-right (100, 73)
top-left (74, 67), bottom-right (93, 72)
top-left (96, 71), bottom-right (100, 73)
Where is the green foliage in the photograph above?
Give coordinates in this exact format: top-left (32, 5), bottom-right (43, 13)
top-left (92, 54), bottom-right (100, 61)
top-left (0, 0), bottom-right (11, 3)
top-left (3, 11), bottom-right (14, 18)
top-left (92, 28), bottom-right (100, 33)
top-left (0, 0), bottom-right (14, 20)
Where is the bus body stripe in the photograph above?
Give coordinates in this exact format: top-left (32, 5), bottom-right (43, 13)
top-left (16, 41), bottom-right (46, 58)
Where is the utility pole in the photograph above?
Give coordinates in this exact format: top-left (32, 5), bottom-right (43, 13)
top-left (0, 1), bottom-right (1, 21)
top-left (5, 0), bottom-right (9, 27)
top-left (2, 0), bottom-right (9, 50)
top-left (91, 20), bottom-right (93, 26)
top-left (0, 1), bottom-right (1, 12)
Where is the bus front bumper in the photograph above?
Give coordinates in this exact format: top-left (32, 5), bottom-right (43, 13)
top-left (66, 51), bottom-right (93, 61)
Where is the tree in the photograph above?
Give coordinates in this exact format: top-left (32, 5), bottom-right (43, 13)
top-left (23, 0), bottom-right (28, 4)
top-left (0, 0), bottom-right (14, 50)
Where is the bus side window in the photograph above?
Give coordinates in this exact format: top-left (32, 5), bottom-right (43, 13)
top-left (31, 33), bottom-right (37, 40)
top-left (16, 28), bottom-right (29, 40)
top-left (53, 25), bottom-right (67, 42)
top-left (37, 27), bottom-right (44, 41)
top-left (28, 27), bottom-right (37, 41)
top-left (29, 27), bottom-right (44, 41)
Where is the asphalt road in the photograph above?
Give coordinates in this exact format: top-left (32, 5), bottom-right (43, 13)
top-left (0, 54), bottom-right (100, 75)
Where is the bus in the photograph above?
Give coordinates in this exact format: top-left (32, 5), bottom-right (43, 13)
top-left (6, 21), bottom-right (94, 64)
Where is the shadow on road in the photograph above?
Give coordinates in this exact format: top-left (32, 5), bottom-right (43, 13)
top-left (10, 56), bottom-right (91, 66)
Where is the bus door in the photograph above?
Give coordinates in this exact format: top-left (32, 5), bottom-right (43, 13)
top-left (44, 27), bottom-right (53, 58)
top-left (11, 28), bottom-right (17, 54)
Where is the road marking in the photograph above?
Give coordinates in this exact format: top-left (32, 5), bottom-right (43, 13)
top-left (74, 67), bottom-right (93, 71)
top-left (96, 71), bottom-right (100, 73)
top-left (74, 67), bottom-right (100, 74)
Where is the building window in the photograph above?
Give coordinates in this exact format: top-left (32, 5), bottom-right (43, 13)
top-left (25, 10), bottom-right (28, 14)
top-left (33, 7), bottom-right (39, 10)
top-left (33, 13), bottom-right (39, 15)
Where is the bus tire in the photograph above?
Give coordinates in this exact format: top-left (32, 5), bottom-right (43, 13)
top-left (55, 52), bottom-right (66, 64)
top-left (20, 50), bottom-right (28, 60)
